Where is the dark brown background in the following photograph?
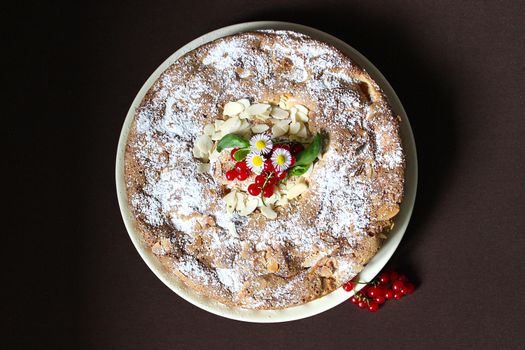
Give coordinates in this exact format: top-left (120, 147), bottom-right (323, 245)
top-left (6, 0), bottom-right (525, 349)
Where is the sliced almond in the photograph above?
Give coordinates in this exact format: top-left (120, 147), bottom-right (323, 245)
top-left (286, 182), bottom-right (308, 199)
top-left (240, 198), bottom-right (258, 216)
top-left (270, 106), bottom-right (289, 119)
top-left (289, 121), bottom-right (301, 135)
top-left (260, 206), bottom-right (277, 219)
top-left (235, 192), bottom-right (247, 212)
top-left (289, 107), bottom-right (298, 122)
top-left (278, 94), bottom-right (292, 109)
top-left (220, 116), bottom-right (241, 134)
top-left (246, 103), bottom-right (271, 116)
top-left (195, 134), bottom-right (213, 154)
top-left (208, 150), bottom-right (220, 161)
top-left (295, 111), bottom-right (309, 122)
top-left (251, 123), bottom-right (270, 133)
top-left (296, 124), bottom-right (309, 139)
top-left (276, 196), bottom-right (289, 206)
top-left (376, 204), bottom-right (400, 221)
top-left (223, 191), bottom-right (237, 213)
top-left (238, 120), bottom-right (251, 132)
top-left (237, 98), bottom-right (251, 110)
top-left (272, 125), bottom-right (287, 138)
top-left (239, 111), bottom-right (251, 119)
top-left (203, 123), bottom-right (215, 136)
top-left (214, 120), bottom-right (224, 131)
top-left (211, 131), bottom-right (223, 141)
top-left (223, 101), bottom-right (244, 116)
top-left (192, 145), bottom-right (205, 159)
top-left (295, 104), bottom-right (309, 115)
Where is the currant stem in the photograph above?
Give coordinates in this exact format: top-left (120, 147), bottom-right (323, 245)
top-left (260, 172), bottom-right (274, 206)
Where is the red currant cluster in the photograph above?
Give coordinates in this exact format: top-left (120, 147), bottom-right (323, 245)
top-left (343, 271), bottom-right (415, 312)
top-left (224, 143), bottom-right (304, 198)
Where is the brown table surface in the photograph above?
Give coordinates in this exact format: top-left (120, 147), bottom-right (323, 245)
top-left (6, 0), bottom-right (525, 349)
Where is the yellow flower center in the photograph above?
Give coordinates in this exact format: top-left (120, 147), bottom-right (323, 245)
top-left (255, 140), bottom-right (266, 150)
top-left (276, 154), bottom-right (286, 165)
top-left (252, 156), bottom-right (263, 167)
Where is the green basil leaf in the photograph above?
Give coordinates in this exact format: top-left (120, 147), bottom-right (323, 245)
top-left (294, 133), bottom-right (322, 166)
top-left (288, 164), bottom-right (311, 177)
top-left (216, 134), bottom-right (250, 152)
top-left (233, 148), bottom-right (250, 161)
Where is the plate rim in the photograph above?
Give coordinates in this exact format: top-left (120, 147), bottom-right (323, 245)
top-left (115, 21), bottom-right (418, 323)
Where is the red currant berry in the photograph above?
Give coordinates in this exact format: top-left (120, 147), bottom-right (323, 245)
top-left (276, 171), bottom-right (287, 180)
top-left (290, 143), bottom-right (304, 154)
top-left (368, 302), bottom-right (379, 312)
top-left (405, 282), bottom-right (415, 295)
top-left (394, 293), bottom-right (403, 300)
top-left (264, 159), bottom-right (274, 172)
top-left (384, 289), bottom-right (394, 299)
top-left (263, 185), bottom-right (274, 198)
top-left (230, 148), bottom-right (239, 161)
top-left (350, 296), bottom-right (359, 304)
top-left (392, 280), bottom-right (404, 292)
top-left (389, 271), bottom-right (399, 281)
top-left (367, 287), bottom-right (382, 298)
top-left (266, 176), bottom-right (277, 186)
top-left (375, 296), bottom-right (386, 305)
top-left (254, 175), bottom-right (266, 187)
top-left (378, 272), bottom-right (390, 284)
top-left (357, 301), bottom-right (367, 309)
top-left (237, 170), bottom-right (249, 181)
top-left (247, 183), bottom-right (261, 196)
top-left (225, 169), bottom-right (238, 181)
top-left (343, 282), bottom-right (353, 292)
top-left (290, 155), bottom-right (296, 167)
top-left (234, 161), bottom-right (248, 173)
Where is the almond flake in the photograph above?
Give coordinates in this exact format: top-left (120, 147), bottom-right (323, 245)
top-left (286, 183), bottom-right (308, 199)
top-left (251, 124), bottom-right (269, 133)
top-left (260, 206), bottom-right (277, 219)
top-left (223, 101), bottom-right (244, 116)
top-left (235, 192), bottom-right (246, 211)
top-left (270, 106), bottom-right (289, 119)
top-left (237, 98), bottom-right (251, 109)
top-left (295, 111), bottom-right (309, 122)
top-left (223, 191), bottom-right (237, 213)
top-left (203, 123), bottom-right (215, 136)
top-left (296, 124), bottom-right (309, 138)
top-left (214, 120), bottom-right (224, 131)
top-left (240, 198), bottom-right (258, 216)
top-left (289, 122), bottom-right (301, 135)
top-left (295, 104), bottom-right (309, 115)
top-left (195, 134), bottom-right (213, 154)
top-left (246, 103), bottom-right (271, 116)
top-left (272, 125), bottom-right (287, 138)
top-left (220, 116), bottom-right (241, 134)
top-left (211, 131), bottom-right (223, 141)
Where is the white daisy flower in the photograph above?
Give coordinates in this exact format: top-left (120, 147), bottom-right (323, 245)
top-left (246, 152), bottom-right (266, 174)
top-left (250, 133), bottom-right (273, 155)
top-left (271, 148), bottom-right (292, 172)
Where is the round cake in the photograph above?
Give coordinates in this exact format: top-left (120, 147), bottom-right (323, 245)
top-left (124, 30), bottom-right (405, 309)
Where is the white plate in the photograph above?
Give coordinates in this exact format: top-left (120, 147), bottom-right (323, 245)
top-left (115, 21), bottom-right (418, 323)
